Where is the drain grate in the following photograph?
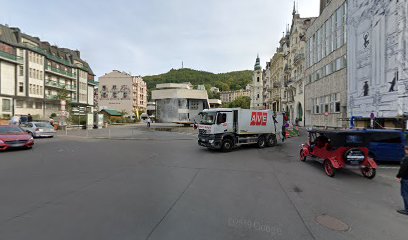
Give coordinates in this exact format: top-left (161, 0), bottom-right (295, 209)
top-left (315, 214), bottom-right (349, 232)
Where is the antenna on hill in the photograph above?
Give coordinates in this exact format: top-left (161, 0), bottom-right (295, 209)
top-left (182, 61), bottom-right (184, 69)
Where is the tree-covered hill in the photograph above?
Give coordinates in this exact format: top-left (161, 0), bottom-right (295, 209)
top-left (143, 68), bottom-right (252, 98)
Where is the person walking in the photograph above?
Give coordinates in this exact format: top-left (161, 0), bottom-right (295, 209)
top-left (146, 117), bottom-right (151, 128)
top-left (27, 113), bottom-right (33, 122)
top-left (396, 148), bottom-right (408, 215)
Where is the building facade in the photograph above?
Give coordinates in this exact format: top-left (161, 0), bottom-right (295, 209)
top-left (282, 8), bottom-right (315, 126)
top-left (0, 24), bottom-right (96, 120)
top-left (270, 43), bottom-right (285, 113)
top-left (151, 83), bottom-right (209, 123)
top-left (98, 70), bottom-right (147, 116)
top-left (347, 0), bottom-right (408, 129)
top-left (220, 89), bottom-right (251, 104)
top-left (305, 0), bottom-right (347, 128)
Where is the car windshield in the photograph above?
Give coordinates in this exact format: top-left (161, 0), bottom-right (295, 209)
top-left (0, 127), bottom-right (24, 134)
top-left (35, 122), bottom-right (52, 128)
top-left (200, 112), bottom-right (217, 125)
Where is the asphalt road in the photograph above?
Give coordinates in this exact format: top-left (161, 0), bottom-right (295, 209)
top-left (0, 128), bottom-right (406, 240)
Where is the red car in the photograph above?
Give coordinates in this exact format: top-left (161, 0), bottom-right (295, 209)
top-left (300, 130), bottom-right (377, 178)
top-left (0, 125), bottom-right (34, 151)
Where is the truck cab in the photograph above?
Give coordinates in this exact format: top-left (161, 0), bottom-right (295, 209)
top-left (198, 108), bottom-right (283, 152)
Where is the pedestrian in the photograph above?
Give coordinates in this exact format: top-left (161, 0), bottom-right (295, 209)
top-left (10, 116), bottom-right (19, 126)
top-left (49, 117), bottom-right (55, 127)
top-left (396, 147), bottom-right (408, 215)
top-left (27, 113), bottom-right (33, 122)
top-left (146, 117), bottom-right (151, 128)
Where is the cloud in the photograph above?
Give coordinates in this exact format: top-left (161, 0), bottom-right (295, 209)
top-left (1, 0), bottom-right (320, 76)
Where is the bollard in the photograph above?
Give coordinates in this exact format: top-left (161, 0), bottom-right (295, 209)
top-left (108, 128), bottom-right (111, 138)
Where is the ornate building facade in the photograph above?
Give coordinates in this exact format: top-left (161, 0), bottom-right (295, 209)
top-left (347, 0), bottom-right (408, 128)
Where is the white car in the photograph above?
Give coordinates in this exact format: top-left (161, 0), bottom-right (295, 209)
top-left (20, 122), bottom-right (56, 138)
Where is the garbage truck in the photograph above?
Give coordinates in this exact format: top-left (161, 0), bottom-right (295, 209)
top-left (197, 108), bottom-right (284, 152)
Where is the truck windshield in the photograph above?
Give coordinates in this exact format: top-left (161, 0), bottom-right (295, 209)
top-left (200, 112), bottom-right (217, 125)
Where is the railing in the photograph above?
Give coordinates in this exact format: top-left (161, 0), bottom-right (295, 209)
top-left (45, 80), bottom-right (76, 91)
top-left (45, 65), bottom-right (75, 78)
top-left (46, 53), bottom-right (72, 66)
top-left (87, 80), bottom-right (98, 85)
top-left (0, 50), bottom-right (24, 63)
top-left (45, 95), bottom-right (59, 100)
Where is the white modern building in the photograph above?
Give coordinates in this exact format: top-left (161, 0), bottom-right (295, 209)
top-left (347, 0), bottom-right (408, 128)
top-left (151, 83), bottom-right (209, 123)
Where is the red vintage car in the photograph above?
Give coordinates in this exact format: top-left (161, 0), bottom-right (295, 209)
top-left (300, 130), bottom-right (377, 178)
top-left (0, 125), bottom-right (34, 151)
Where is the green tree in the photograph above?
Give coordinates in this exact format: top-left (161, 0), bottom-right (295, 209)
top-left (226, 96), bottom-right (251, 109)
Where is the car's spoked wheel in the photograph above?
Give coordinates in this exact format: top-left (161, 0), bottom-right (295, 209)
top-left (361, 167), bottom-right (376, 179)
top-left (300, 150), bottom-right (306, 161)
top-left (324, 159), bottom-right (335, 177)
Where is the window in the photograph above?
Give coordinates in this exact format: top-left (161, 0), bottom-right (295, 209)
top-left (19, 66), bottom-right (24, 76)
top-left (324, 96), bottom-right (330, 113)
top-left (335, 58), bottom-right (342, 71)
top-left (19, 82), bottom-right (24, 93)
top-left (335, 93), bottom-right (341, 112)
top-left (29, 84), bottom-right (33, 94)
top-left (2, 99), bottom-right (11, 111)
top-left (257, 77), bottom-right (260, 82)
top-left (16, 100), bottom-right (24, 108)
top-left (29, 68), bottom-right (32, 78)
top-left (35, 102), bottom-right (43, 109)
top-left (257, 94), bottom-right (260, 99)
top-left (315, 98), bottom-right (320, 114)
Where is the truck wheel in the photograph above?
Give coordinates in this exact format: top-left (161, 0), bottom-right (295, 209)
top-left (257, 136), bottom-right (266, 148)
top-left (266, 134), bottom-right (277, 147)
top-left (323, 159), bottom-right (335, 177)
top-left (221, 139), bottom-right (233, 152)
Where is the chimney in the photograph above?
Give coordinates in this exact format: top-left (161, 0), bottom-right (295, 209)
top-left (75, 50), bottom-right (80, 58)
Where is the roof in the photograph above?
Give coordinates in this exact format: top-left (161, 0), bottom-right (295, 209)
top-left (0, 24), bottom-right (94, 75)
top-left (100, 109), bottom-right (123, 116)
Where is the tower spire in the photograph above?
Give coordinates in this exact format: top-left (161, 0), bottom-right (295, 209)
top-left (292, 1), bottom-right (296, 15)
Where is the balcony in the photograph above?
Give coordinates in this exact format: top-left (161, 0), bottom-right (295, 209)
top-left (0, 50), bottom-right (24, 64)
top-left (45, 65), bottom-right (76, 79)
top-left (45, 95), bottom-right (59, 100)
top-left (293, 53), bottom-right (304, 65)
top-left (87, 80), bottom-right (98, 86)
top-left (273, 82), bottom-right (281, 88)
top-left (46, 53), bottom-right (72, 66)
top-left (45, 79), bottom-right (76, 91)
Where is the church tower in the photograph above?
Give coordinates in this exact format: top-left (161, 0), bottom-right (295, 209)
top-left (251, 55), bottom-right (264, 109)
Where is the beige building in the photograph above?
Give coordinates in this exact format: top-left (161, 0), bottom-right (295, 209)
top-left (98, 70), bottom-right (147, 116)
top-left (0, 24), bottom-right (95, 120)
top-left (151, 83), bottom-right (209, 123)
top-left (270, 43), bottom-right (285, 112)
top-left (305, 0), bottom-right (347, 128)
top-left (282, 9), bottom-right (315, 126)
top-left (220, 89), bottom-right (251, 104)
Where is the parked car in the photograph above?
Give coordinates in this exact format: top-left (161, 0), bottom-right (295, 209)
top-left (20, 122), bottom-right (56, 138)
top-left (300, 129), bottom-right (377, 178)
top-left (363, 129), bottom-right (406, 163)
top-left (0, 125), bottom-right (34, 151)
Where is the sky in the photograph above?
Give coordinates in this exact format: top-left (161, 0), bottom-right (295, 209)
top-left (0, 0), bottom-right (320, 77)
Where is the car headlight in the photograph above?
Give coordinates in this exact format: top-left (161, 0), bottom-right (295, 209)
top-left (29, 137), bottom-right (34, 141)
